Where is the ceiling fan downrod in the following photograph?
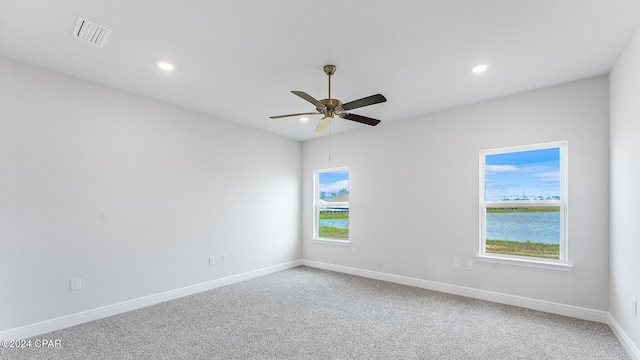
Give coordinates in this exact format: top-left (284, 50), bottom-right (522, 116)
top-left (324, 64), bottom-right (336, 101)
top-left (319, 65), bottom-right (341, 119)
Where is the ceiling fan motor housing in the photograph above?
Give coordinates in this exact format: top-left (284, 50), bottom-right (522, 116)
top-left (318, 98), bottom-right (342, 113)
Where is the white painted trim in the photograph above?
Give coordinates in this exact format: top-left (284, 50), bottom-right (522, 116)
top-left (608, 314), bottom-right (640, 360)
top-left (311, 238), bottom-right (351, 246)
top-left (302, 260), bottom-right (608, 323)
top-left (476, 254), bottom-right (573, 271)
top-left (0, 260), bottom-right (303, 340)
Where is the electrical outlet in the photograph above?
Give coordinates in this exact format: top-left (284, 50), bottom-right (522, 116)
top-left (466, 260), bottom-right (474, 271)
top-left (70, 278), bottom-right (82, 291)
top-left (351, 247), bottom-right (357, 255)
top-left (209, 256), bottom-right (215, 265)
top-left (222, 254), bottom-right (228, 262)
top-left (289, 243), bottom-right (293, 250)
top-left (633, 298), bottom-right (638, 316)
top-left (453, 259), bottom-right (461, 269)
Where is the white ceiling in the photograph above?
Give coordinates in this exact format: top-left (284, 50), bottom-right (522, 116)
top-left (1, 1), bottom-right (639, 141)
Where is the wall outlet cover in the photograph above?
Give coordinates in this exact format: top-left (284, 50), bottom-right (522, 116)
top-left (70, 278), bottom-right (82, 291)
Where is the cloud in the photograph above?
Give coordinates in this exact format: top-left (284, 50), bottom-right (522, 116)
top-left (533, 171), bottom-right (560, 182)
top-left (486, 165), bottom-right (518, 174)
top-left (320, 180), bottom-right (349, 193)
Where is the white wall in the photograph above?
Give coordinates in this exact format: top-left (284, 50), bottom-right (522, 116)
top-left (303, 76), bottom-right (610, 311)
top-left (610, 25), bottom-right (640, 353)
top-left (0, 57), bottom-right (301, 332)
top-left (0, 50), bottom-right (622, 341)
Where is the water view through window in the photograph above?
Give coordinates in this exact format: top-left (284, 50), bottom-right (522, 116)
top-left (483, 147), bottom-right (562, 259)
top-left (485, 206), bottom-right (560, 259)
top-left (317, 169), bottom-right (349, 240)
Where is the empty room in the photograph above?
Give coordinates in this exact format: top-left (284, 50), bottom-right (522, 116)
top-left (1, 1), bottom-right (639, 359)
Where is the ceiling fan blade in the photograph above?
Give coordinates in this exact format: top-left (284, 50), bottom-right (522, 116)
top-left (269, 112), bottom-right (320, 119)
top-left (315, 117), bottom-right (332, 133)
top-left (291, 91), bottom-right (327, 110)
top-left (342, 113), bottom-right (381, 126)
top-left (341, 94), bottom-right (387, 111)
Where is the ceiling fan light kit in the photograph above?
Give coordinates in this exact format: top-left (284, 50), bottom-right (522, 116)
top-left (270, 65), bottom-right (387, 133)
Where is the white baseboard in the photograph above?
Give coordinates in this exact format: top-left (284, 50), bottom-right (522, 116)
top-left (3, 258), bottom-right (636, 360)
top-left (302, 260), bottom-right (640, 358)
top-left (302, 260), bottom-right (609, 323)
top-left (0, 260), bottom-right (303, 340)
top-left (608, 314), bottom-right (640, 360)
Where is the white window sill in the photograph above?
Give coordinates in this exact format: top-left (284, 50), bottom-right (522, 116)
top-left (476, 254), bottom-right (573, 272)
top-left (312, 238), bottom-right (351, 246)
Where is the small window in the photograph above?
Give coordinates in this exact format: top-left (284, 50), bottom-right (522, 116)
top-left (479, 142), bottom-right (569, 268)
top-left (314, 167), bottom-right (349, 243)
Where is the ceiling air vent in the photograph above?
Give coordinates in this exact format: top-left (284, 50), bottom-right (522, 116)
top-left (72, 16), bottom-right (111, 47)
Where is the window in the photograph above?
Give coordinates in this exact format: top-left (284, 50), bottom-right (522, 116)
top-left (314, 167), bottom-right (349, 243)
top-left (478, 142), bottom-right (570, 270)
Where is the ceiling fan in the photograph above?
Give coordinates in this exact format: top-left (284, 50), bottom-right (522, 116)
top-left (270, 65), bottom-right (387, 133)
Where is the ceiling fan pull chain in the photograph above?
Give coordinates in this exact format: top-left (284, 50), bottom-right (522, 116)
top-left (329, 121), bottom-right (332, 162)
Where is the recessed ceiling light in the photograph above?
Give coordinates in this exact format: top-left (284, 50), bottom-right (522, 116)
top-left (472, 63), bottom-right (488, 73)
top-left (300, 117), bottom-right (309, 122)
top-left (158, 62), bottom-right (175, 71)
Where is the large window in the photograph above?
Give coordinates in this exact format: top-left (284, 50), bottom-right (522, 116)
top-left (314, 167), bottom-right (349, 242)
top-left (479, 142), bottom-right (570, 269)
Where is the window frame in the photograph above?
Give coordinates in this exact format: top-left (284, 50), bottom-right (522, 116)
top-left (477, 141), bottom-right (572, 271)
top-left (313, 166), bottom-right (350, 245)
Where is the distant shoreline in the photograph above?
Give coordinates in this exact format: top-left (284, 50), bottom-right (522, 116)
top-left (487, 207), bottom-right (559, 213)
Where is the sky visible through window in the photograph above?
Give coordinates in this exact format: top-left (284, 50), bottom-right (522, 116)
top-left (318, 169), bottom-right (349, 198)
top-left (485, 148), bottom-right (560, 201)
